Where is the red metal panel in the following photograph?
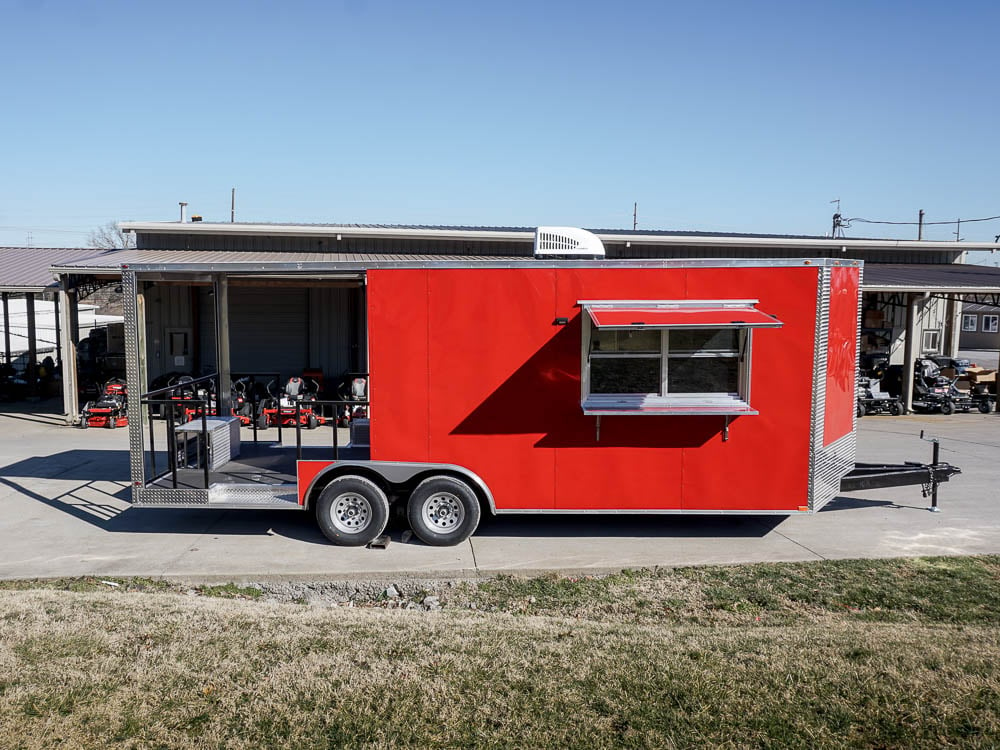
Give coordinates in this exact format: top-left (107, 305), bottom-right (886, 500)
top-left (679, 268), bottom-right (818, 510)
top-left (588, 305), bottom-right (781, 328)
top-left (426, 269), bottom-right (559, 509)
top-left (360, 265), bottom-right (823, 514)
top-left (823, 265), bottom-right (860, 446)
top-left (297, 460), bottom-right (329, 505)
top-left (558, 267), bottom-right (817, 511)
top-left (367, 270), bottom-right (431, 462)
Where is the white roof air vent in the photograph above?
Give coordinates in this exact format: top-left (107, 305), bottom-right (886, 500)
top-left (534, 226), bottom-right (605, 258)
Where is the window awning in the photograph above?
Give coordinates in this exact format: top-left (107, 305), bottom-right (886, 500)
top-left (581, 300), bottom-right (783, 329)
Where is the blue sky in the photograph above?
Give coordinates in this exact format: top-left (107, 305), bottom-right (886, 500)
top-left (2, 0), bottom-right (999, 261)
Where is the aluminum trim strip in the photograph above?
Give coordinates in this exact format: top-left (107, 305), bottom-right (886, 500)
top-left (52, 257), bottom-right (861, 274)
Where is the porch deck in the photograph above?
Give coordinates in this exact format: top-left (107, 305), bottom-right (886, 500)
top-left (148, 440), bottom-right (370, 492)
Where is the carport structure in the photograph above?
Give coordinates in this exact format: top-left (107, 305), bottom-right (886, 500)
top-left (863, 263), bottom-right (1000, 411)
top-left (0, 247), bottom-right (115, 403)
top-left (45, 222), bottom-right (1000, 420)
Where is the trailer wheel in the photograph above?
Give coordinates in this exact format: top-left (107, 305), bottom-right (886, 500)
top-left (407, 476), bottom-right (481, 547)
top-left (315, 475), bottom-right (389, 547)
top-left (888, 400), bottom-right (902, 416)
top-left (940, 400), bottom-right (955, 416)
top-left (978, 399), bottom-right (992, 414)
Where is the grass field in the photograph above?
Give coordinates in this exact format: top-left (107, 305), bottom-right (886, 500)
top-left (1, 556), bottom-right (999, 748)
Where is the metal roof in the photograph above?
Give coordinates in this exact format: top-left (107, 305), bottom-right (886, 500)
top-left (50, 249), bottom-right (857, 274)
top-left (120, 221), bottom-right (1000, 251)
top-left (862, 263), bottom-right (1000, 293)
top-left (0, 247), bottom-right (113, 292)
top-left (962, 302), bottom-right (1000, 313)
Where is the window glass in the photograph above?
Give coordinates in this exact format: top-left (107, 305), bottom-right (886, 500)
top-left (669, 329), bottom-right (739, 353)
top-left (962, 314), bottom-right (977, 332)
top-left (667, 357), bottom-right (739, 393)
top-left (984, 315), bottom-right (999, 334)
top-left (590, 328), bottom-right (660, 353)
top-left (591, 357), bottom-right (660, 394)
top-left (921, 330), bottom-right (940, 352)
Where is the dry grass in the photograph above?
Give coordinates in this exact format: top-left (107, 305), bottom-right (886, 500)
top-left (0, 558), bottom-right (999, 748)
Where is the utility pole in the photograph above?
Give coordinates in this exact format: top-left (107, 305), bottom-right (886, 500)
top-left (632, 202), bottom-right (637, 231)
top-left (954, 218), bottom-right (962, 242)
top-left (918, 209), bottom-right (924, 240)
top-left (231, 187), bottom-right (236, 223)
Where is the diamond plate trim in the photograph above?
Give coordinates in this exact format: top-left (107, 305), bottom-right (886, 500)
top-left (135, 488), bottom-right (210, 506)
top-left (208, 485), bottom-right (299, 504)
top-left (122, 270), bottom-right (147, 503)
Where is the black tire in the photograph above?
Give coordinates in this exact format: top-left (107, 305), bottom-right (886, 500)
top-left (888, 400), bottom-right (902, 416)
top-left (308, 414), bottom-right (319, 430)
top-left (856, 401), bottom-right (865, 418)
top-left (407, 475), bottom-right (481, 547)
top-left (107, 417), bottom-right (116, 429)
top-left (978, 399), bottom-right (992, 414)
top-left (256, 414), bottom-right (269, 430)
top-left (315, 475), bottom-right (389, 547)
top-left (940, 400), bottom-right (955, 416)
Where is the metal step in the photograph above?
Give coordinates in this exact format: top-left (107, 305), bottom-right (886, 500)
top-left (207, 484), bottom-right (303, 509)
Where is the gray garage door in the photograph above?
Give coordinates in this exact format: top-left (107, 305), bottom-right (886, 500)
top-left (197, 284), bottom-right (362, 384)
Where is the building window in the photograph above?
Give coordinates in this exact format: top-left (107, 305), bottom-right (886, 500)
top-left (580, 300), bottom-right (782, 415)
top-left (984, 315), bottom-right (1000, 334)
top-left (962, 314), bottom-right (978, 332)
top-left (921, 329), bottom-right (941, 352)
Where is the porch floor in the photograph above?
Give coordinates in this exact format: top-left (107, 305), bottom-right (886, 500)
top-left (148, 440), bottom-right (370, 491)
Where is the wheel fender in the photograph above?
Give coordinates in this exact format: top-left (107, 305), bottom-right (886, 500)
top-left (299, 460), bottom-right (495, 513)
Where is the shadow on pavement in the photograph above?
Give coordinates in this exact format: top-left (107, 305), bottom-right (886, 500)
top-left (474, 512), bottom-right (785, 539)
top-left (0, 449), bottom-right (327, 546)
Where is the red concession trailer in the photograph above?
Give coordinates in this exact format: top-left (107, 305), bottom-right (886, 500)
top-left (123, 248), bottom-right (867, 547)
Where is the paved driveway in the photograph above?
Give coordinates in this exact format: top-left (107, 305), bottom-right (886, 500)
top-left (0, 400), bottom-right (997, 581)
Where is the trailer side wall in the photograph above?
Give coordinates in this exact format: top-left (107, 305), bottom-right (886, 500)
top-left (368, 266), bottom-right (824, 512)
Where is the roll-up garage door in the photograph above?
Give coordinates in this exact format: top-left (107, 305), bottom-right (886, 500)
top-left (228, 287), bottom-right (309, 378)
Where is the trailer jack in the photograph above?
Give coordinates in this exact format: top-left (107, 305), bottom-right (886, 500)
top-left (839, 430), bottom-right (961, 512)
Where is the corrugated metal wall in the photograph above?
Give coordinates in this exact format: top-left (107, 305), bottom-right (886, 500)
top-left (144, 284), bottom-right (195, 381)
top-left (190, 283), bottom-right (362, 384)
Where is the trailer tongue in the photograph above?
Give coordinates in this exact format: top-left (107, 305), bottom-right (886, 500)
top-left (839, 432), bottom-right (961, 511)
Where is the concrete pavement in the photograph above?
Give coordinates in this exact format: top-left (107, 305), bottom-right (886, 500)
top-left (0, 399), bottom-right (997, 581)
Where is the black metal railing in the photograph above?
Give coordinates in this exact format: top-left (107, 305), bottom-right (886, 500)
top-left (140, 373), bottom-right (219, 490)
top-left (139, 372), bottom-right (370, 491)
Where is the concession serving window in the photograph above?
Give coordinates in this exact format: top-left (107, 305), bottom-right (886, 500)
top-left (579, 300), bottom-right (783, 416)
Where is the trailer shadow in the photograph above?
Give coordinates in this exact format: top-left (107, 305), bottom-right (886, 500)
top-left (0, 449), bottom-right (327, 545)
top-left (473, 513), bottom-right (785, 539)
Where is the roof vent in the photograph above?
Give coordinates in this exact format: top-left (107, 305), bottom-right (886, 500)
top-left (534, 227), bottom-right (605, 258)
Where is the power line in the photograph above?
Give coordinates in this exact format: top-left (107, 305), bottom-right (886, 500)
top-left (844, 214), bottom-right (1000, 227)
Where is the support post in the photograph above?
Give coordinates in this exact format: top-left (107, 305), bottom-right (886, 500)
top-left (902, 293), bottom-right (919, 414)
top-left (58, 282), bottom-right (80, 423)
top-left (944, 294), bottom-right (962, 357)
top-left (1, 292), bottom-right (10, 365)
top-left (25, 293), bottom-right (37, 398)
top-left (213, 274), bottom-right (232, 416)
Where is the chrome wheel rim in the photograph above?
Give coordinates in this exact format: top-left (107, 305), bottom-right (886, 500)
top-left (421, 492), bottom-right (465, 532)
top-left (331, 493), bottom-right (372, 534)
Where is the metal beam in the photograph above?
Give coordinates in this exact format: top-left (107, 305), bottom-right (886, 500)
top-left (214, 274), bottom-right (232, 415)
top-left (1, 292), bottom-right (10, 366)
top-left (58, 281), bottom-right (79, 424)
top-left (25, 294), bottom-right (37, 398)
top-left (903, 293), bottom-right (919, 413)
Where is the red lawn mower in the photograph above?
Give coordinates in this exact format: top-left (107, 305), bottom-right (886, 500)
top-left (80, 378), bottom-right (128, 429)
top-left (258, 376), bottom-right (325, 430)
